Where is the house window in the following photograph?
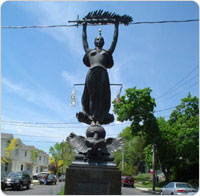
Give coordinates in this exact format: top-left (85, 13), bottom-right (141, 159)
top-left (36, 167), bottom-right (38, 173)
top-left (21, 164), bottom-right (23, 171)
top-left (40, 168), bottom-right (42, 172)
top-left (39, 156), bottom-right (41, 161)
top-left (25, 151), bottom-right (27, 157)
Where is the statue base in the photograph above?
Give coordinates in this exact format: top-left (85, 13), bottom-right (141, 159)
top-left (67, 125), bottom-right (123, 163)
top-left (64, 161), bottom-right (121, 195)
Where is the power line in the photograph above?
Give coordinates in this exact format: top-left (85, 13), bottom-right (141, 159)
top-left (156, 65), bottom-right (199, 100)
top-left (1, 19), bottom-right (199, 29)
top-left (1, 106), bottom-right (177, 128)
top-left (157, 74), bottom-right (198, 101)
top-left (132, 19), bottom-right (199, 25)
top-left (157, 81), bottom-right (198, 103)
top-left (20, 140), bottom-right (59, 144)
top-left (1, 24), bottom-right (78, 29)
top-left (2, 114), bottom-right (171, 134)
top-left (1, 131), bottom-right (118, 138)
top-left (154, 106), bottom-right (176, 113)
top-left (1, 120), bottom-right (78, 125)
top-left (1, 121), bottom-right (130, 128)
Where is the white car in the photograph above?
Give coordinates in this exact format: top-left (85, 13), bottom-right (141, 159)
top-left (161, 182), bottom-right (195, 195)
top-left (187, 187), bottom-right (199, 195)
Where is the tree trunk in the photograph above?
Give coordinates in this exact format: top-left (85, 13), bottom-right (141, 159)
top-left (164, 170), bottom-right (170, 184)
top-left (157, 152), bottom-right (171, 184)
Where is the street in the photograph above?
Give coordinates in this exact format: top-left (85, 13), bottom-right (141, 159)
top-left (2, 182), bottom-right (158, 195)
top-left (2, 182), bottom-right (65, 195)
top-left (122, 187), bottom-right (155, 195)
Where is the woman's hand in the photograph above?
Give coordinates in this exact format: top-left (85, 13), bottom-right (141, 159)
top-left (83, 20), bottom-right (87, 27)
top-left (115, 19), bottom-right (119, 26)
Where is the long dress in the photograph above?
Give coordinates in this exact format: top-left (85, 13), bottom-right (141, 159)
top-left (77, 49), bottom-right (114, 125)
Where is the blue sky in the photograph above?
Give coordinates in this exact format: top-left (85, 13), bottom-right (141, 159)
top-left (1, 1), bottom-right (199, 153)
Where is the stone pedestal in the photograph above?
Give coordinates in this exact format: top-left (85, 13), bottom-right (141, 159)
top-left (64, 161), bottom-right (121, 195)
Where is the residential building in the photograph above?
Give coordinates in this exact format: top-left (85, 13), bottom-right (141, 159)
top-left (1, 133), bottom-right (49, 178)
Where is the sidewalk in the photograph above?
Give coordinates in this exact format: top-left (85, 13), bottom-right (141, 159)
top-left (135, 186), bottom-right (160, 195)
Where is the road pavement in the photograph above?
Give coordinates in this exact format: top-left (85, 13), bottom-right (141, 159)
top-left (2, 182), bottom-right (65, 195)
top-left (122, 187), bottom-right (159, 195)
top-left (3, 182), bottom-right (159, 195)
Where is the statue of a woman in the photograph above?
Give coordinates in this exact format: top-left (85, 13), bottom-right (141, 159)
top-left (76, 21), bottom-right (119, 125)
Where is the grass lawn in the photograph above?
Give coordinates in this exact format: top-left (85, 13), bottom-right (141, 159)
top-left (135, 180), bottom-right (165, 192)
top-left (58, 187), bottom-right (64, 195)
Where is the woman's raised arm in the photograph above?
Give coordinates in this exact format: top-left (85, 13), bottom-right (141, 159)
top-left (82, 22), bottom-right (89, 52)
top-left (108, 22), bottom-right (119, 54)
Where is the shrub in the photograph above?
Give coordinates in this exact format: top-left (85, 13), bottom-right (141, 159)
top-left (134, 173), bottom-right (152, 182)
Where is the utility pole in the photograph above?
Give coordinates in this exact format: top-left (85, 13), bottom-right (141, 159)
top-left (122, 145), bottom-right (124, 175)
top-left (152, 144), bottom-right (156, 191)
top-left (62, 140), bottom-right (64, 175)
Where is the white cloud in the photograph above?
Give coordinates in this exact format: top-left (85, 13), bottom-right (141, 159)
top-left (2, 78), bottom-right (24, 92)
top-left (61, 71), bottom-right (78, 86)
top-left (2, 77), bottom-right (66, 116)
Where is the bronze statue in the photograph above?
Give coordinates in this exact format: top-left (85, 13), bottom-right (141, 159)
top-left (76, 21), bottom-right (119, 125)
top-left (67, 10), bottom-right (132, 162)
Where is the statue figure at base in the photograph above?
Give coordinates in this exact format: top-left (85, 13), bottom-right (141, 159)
top-left (67, 125), bottom-right (123, 163)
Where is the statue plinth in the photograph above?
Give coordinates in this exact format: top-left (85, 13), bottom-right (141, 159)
top-left (64, 162), bottom-right (121, 195)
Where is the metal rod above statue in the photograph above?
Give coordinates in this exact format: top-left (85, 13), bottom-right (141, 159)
top-left (67, 10), bottom-right (132, 163)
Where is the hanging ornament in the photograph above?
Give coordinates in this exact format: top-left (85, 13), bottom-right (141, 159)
top-left (116, 85), bottom-right (122, 104)
top-left (71, 87), bottom-right (76, 106)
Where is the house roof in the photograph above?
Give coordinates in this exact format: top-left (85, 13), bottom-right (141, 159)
top-left (1, 133), bottom-right (14, 140)
top-left (1, 132), bottom-right (48, 156)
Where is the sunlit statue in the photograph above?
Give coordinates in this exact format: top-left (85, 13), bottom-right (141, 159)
top-left (76, 22), bottom-right (119, 125)
top-left (67, 10), bottom-right (132, 162)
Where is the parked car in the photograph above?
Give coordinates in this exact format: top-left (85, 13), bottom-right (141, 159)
top-left (161, 182), bottom-right (195, 195)
top-left (1, 178), bottom-right (6, 191)
top-left (4, 171), bottom-right (31, 190)
top-left (58, 175), bottom-right (66, 182)
top-left (121, 176), bottom-right (134, 187)
top-left (37, 172), bottom-right (49, 181)
top-left (39, 174), bottom-right (57, 185)
top-left (51, 175), bottom-right (57, 184)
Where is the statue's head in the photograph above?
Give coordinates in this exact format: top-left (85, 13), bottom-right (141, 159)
top-left (94, 29), bottom-right (104, 49)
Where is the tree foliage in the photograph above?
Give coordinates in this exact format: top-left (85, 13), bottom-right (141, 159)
top-left (31, 149), bottom-right (39, 164)
top-left (113, 87), bottom-right (159, 144)
top-left (168, 93), bottom-right (199, 181)
top-left (113, 126), bottom-right (146, 175)
top-left (48, 141), bottom-right (75, 175)
top-left (48, 156), bottom-right (64, 175)
top-left (113, 87), bottom-right (199, 183)
top-left (2, 138), bottom-right (19, 165)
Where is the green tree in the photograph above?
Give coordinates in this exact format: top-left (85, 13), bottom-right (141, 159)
top-left (168, 93), bottom-right (199, 181)
top-left (31, 149), bottom-right (39, 173)
top-left (155, 117), bottom-right (177, 183)
top-left (145, 93), bottom-right (199, 183)
top-left (113, 88), bottom-right (199, 183)
top-left (49, 141), bottom-right (74, 175)
top-left (2, 138), bottom-right (19, 175)
top-left (113, 127), bottom-right (146, 175)
top-left (113, 87), bottom-right (159, 144)
top-left (48, 156), bottom-right (64, 175)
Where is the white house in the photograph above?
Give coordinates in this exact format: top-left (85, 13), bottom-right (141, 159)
top-left (1, 133), bottom-right (49, 178)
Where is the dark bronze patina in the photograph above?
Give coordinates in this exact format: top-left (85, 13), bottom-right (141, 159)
top-left (67, 11), bottom-right (132, 162)
top-left (76, 21), bottom-right (118, 125)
